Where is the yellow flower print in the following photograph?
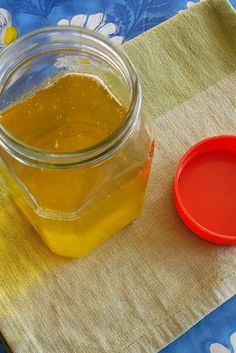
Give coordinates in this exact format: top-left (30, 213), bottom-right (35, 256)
top-left (0, 8), bottom-right (17, 49)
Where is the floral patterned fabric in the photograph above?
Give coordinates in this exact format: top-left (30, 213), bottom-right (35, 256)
top-left (0, 0), bottom-right (235, 50)
top-left (0, 1), bottom-right (235, 352)
top-left (160, 296), bottom-right (236, 353)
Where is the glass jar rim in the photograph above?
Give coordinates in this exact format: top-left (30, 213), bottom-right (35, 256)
top-left (0, 26), bottom-right (141, 168)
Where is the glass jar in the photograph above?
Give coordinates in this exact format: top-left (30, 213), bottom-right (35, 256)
top-left (0, 27), bottom-right (154, 257)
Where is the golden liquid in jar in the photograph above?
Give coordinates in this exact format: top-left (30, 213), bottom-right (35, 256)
top-left (0, 74), bottom-right (149, 257)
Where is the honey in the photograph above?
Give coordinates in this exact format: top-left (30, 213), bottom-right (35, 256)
top-left (0, 74), bottom-right (150, 257)
top-left (1, 74), bottom-right (126, 152)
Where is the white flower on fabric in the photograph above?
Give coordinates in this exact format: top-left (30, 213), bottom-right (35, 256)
top-left (186, 1), bottom-right (196, 8)
top-left (178, 0), bottom-right (205, 14)
top-left (54, 55), bottom-right (93, 70)
top-left (0, 8), bottom-right (17, 49)
top-left (58, 13), bottom-right (124, 45)
top-left (210, 332), bottom-right (236, 353)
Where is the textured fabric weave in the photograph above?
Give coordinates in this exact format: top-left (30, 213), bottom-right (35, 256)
top-left (0, 1), bottom-right (236, 352)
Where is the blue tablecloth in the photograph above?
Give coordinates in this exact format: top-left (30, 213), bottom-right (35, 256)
top-left (0, 0), bottom-right (235, 352)
top-left (161, 296), bottom-right (236, 353)
top-left (0, 0), bottom-right (234, 49)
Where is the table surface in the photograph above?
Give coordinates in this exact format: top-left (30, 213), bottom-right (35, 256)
top-left (0, 1), bottom-right (235, 352)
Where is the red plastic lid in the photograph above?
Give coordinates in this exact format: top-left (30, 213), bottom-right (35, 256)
top-left (174, 136), bottom-right (236, 245)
